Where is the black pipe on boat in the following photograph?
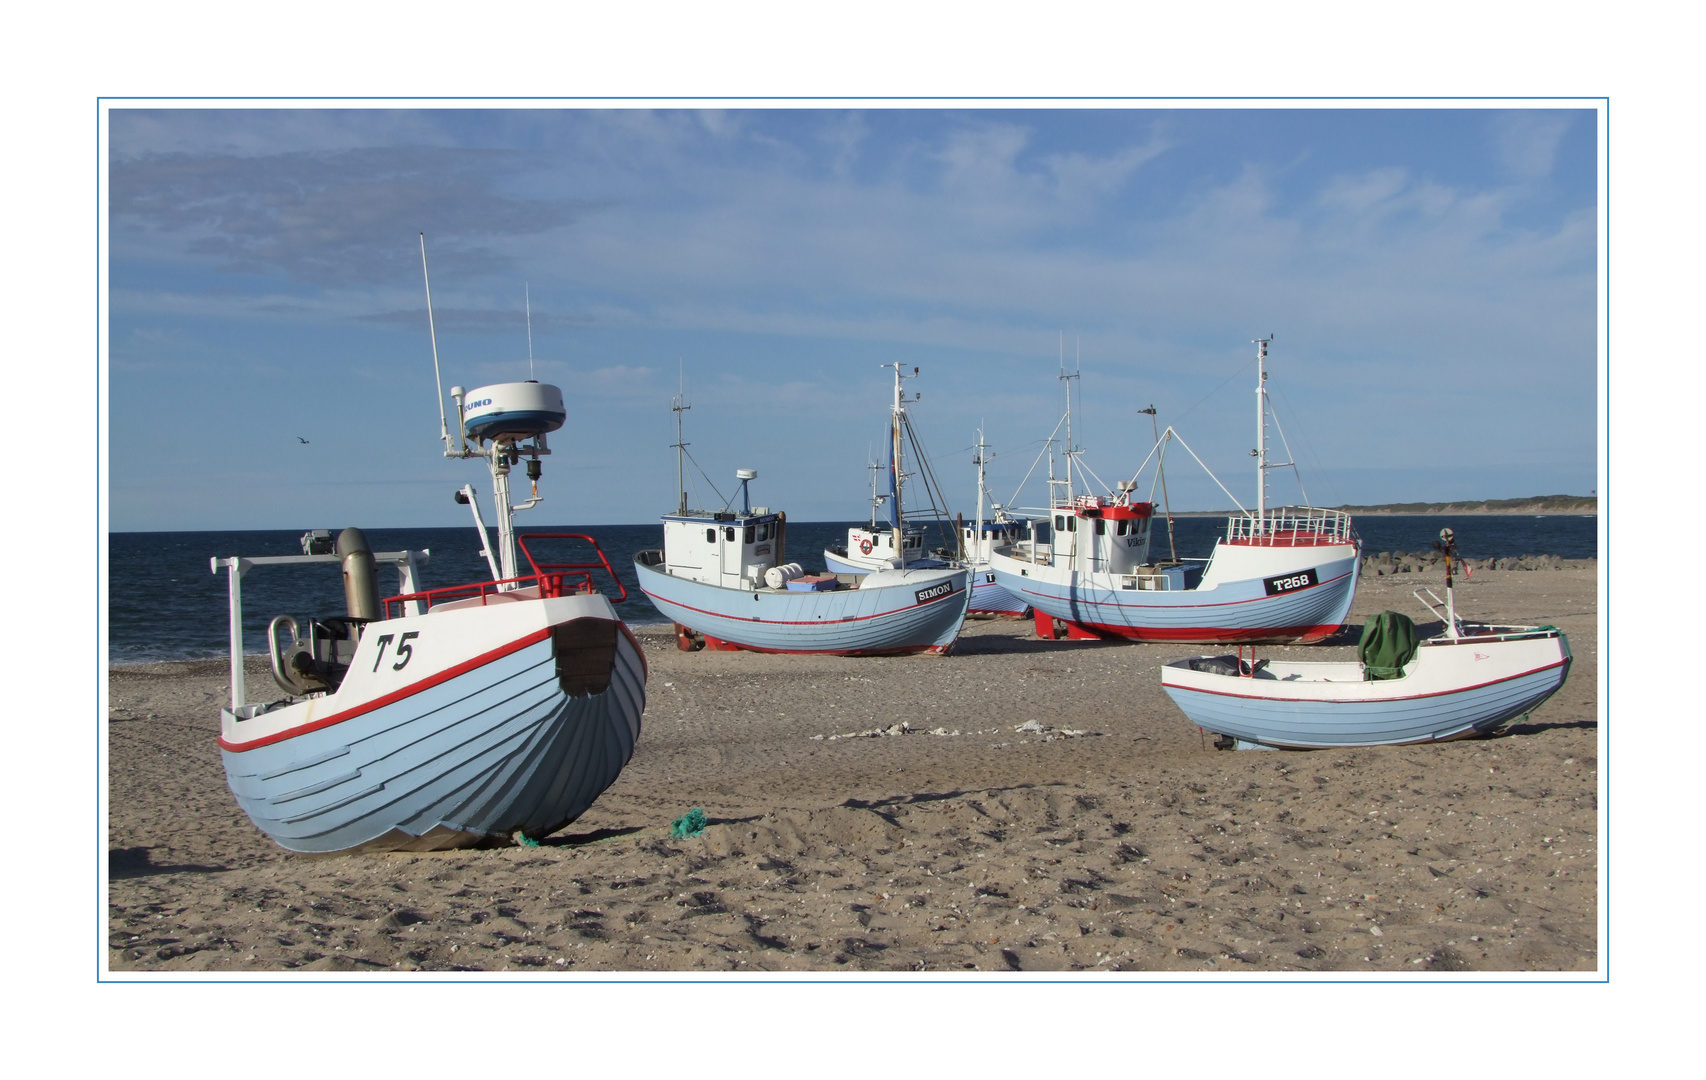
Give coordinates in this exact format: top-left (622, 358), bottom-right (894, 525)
top-left (337, 527), bottom-right (381, 622)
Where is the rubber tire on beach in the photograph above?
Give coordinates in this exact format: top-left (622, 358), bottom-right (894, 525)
top-left (674, 623), bottom-right (705, 652)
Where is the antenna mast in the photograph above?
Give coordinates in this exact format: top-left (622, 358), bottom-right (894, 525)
top-left (883, 361), bottom-right (921, 568)
top-left (1253, 334), bottom-right (1274, 533)
top-left (672, 364), bottom-right (691, 515)
top-left (974, 426), bottom-right (988, 562)
top-left (1058, 333), bottom-right (1082, 504)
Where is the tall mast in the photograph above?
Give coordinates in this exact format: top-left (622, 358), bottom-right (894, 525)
top-left (974, 427), bottom-right (988, 561)
top-left (867, 451), bottom-right (879, 528)
top-left (1060, 335), bottom-right (1081, 504)
top-left (1254, 334), bottom-right (1273, 533)
top-left (883, 361), bottom-right (919, 567)
top-left (671, 365), bottom-right (690, 515)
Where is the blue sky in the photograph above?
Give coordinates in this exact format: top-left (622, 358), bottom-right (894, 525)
top-left (106, 106), bottom-right (1598, 531)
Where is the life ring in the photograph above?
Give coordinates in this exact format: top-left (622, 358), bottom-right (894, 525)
top-left (859, 539), bottom-right (873, 555)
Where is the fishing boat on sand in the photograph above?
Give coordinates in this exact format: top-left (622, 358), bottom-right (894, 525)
top-left (209, 239), bottom-right (646, 853)
top-left (635, 387), bottom-right (970, 655)
top-left (1160, 528), bottom-right (1571, 749)
top-left (988, 337), bottom-right (1359, 643)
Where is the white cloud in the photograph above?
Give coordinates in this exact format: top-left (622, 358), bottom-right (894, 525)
top-left (1489, 110), bottom-right (1573, 179)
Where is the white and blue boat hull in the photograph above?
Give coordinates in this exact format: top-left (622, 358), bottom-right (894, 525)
top-left (968, 566), bottom-right (1028, 615)
top-left (991, 548), bottom-right (1359, 643)
top-left (219, 597), bottom-right (645, 853)
top-left (637, 553), bottom-right (970, 655)
top-left (1161, 629), bottom-right (1571, 750)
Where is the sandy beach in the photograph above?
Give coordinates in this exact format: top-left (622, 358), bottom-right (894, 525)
top-left (106, 562), bottom-right (1599, 975)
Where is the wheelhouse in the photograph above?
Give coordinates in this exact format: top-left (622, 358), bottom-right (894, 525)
top-left (661, 508), bottom-right (784, 589)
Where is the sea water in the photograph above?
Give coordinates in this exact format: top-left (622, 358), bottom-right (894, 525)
top-left (107, 515), bottom-right (1598, 664)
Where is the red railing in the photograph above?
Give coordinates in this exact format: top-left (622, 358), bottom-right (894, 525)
top-left (383, 571), bottom-right (566, 619)
top-left (517, 533), bottom-right (628, 603)
top-left (381, 533), bottom-right (627, 617)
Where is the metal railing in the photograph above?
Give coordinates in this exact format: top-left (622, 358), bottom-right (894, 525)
top-left (517, 532), bottom-right (628, 602)
top-left (1223, 506), bottom-right (1357, 547)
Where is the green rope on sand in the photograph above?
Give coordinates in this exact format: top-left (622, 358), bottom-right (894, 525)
top-left (512, 830), bottom-right (541, 847)
top-left (671, 808), bottom-right (708, 839)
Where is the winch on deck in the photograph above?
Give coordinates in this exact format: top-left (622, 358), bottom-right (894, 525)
top-left (266, 527), bottom-right (382, 697)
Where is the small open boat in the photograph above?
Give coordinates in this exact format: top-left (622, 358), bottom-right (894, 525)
top-left (1160, 529), bottom-right (1571, 749)
top-left (208, 240), bottom-right (646, 852)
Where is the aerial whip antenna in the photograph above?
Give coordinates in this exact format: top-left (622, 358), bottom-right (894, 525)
top-left (525, 282), bottom-right (536, 381)
top-left (420, 233), bottom-right (454, 455)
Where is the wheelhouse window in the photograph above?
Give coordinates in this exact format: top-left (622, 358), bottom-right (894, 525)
top-left (1054, 514), bottom-right (1065, 531)
top-left (1117, 520), bottom-right (1128, 536)
top-left (724, 527), bottom-right (736, 542)
top-left (705, 528), bottom-right (716, 543)
top-left (744, 525), bottom-right (755, 544)
top-left (1095, 518), bottom-right (1106, 535)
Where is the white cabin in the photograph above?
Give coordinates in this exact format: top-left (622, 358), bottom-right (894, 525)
top-left (1035, 495), bottom-right (1154, 575)
top-left (662, 509), bottom-right (784, 590)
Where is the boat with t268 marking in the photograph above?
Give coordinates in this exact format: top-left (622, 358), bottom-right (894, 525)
top-left (989, 336), bottom-right (1359, 643)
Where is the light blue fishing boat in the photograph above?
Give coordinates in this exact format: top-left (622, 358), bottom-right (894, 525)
top-left (637, 390), bottom-right (969, 655)
top-left (635, 468), bottom-right (970, 655)
top-left (209, 240), bottom-right (647, 852)
top-left (988, 337), bottom-right (1360, 644)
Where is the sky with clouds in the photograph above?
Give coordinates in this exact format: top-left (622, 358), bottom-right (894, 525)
top-left (106, 106), bottom-right (1598, 532)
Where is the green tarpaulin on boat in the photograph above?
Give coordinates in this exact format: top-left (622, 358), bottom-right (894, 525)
top-left (1358, 610), bottom-right (1419, 681)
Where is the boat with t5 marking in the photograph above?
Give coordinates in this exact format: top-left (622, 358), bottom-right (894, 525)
top-left (209, 239), bottom-right (646, 853)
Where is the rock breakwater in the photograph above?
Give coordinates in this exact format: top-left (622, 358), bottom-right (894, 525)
top-left (1360, 550), bottom-right (1589, 577)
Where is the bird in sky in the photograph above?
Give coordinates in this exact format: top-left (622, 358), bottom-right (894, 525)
top-left (296, 436), bottom-right (310, 444)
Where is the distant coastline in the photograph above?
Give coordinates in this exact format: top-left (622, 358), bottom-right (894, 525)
top-left (1167, 495), bottom-right (1597, 518)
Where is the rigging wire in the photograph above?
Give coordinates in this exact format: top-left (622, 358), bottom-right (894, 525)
top-left (1172, 353), bottom-right (1259, 427)
top-left (1271, 384), bottom-right (1345, 507)
top-left (1007, 412), bottom-right (1068, 509)
top-left (901, 414), bottom-right (958, 552)
top-left (680, 446), bottom-right (727, 511)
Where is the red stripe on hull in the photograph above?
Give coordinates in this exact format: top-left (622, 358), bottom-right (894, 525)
top-left (1044, 620), bottom-right (1345, 644)
top-left (640, 584), bottom-right (960, 627)
top-left (1166, 657), bottom-right (1570, 704)
top-left (220, 614), bottom-right (645, 753)
top-left (220, 627), bottom-right (554, 752)
top-left (696, 632), bottom-right (950, 657)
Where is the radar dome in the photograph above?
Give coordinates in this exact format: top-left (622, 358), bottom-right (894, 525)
top-left (462, 382), bottom-right (566, 442)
